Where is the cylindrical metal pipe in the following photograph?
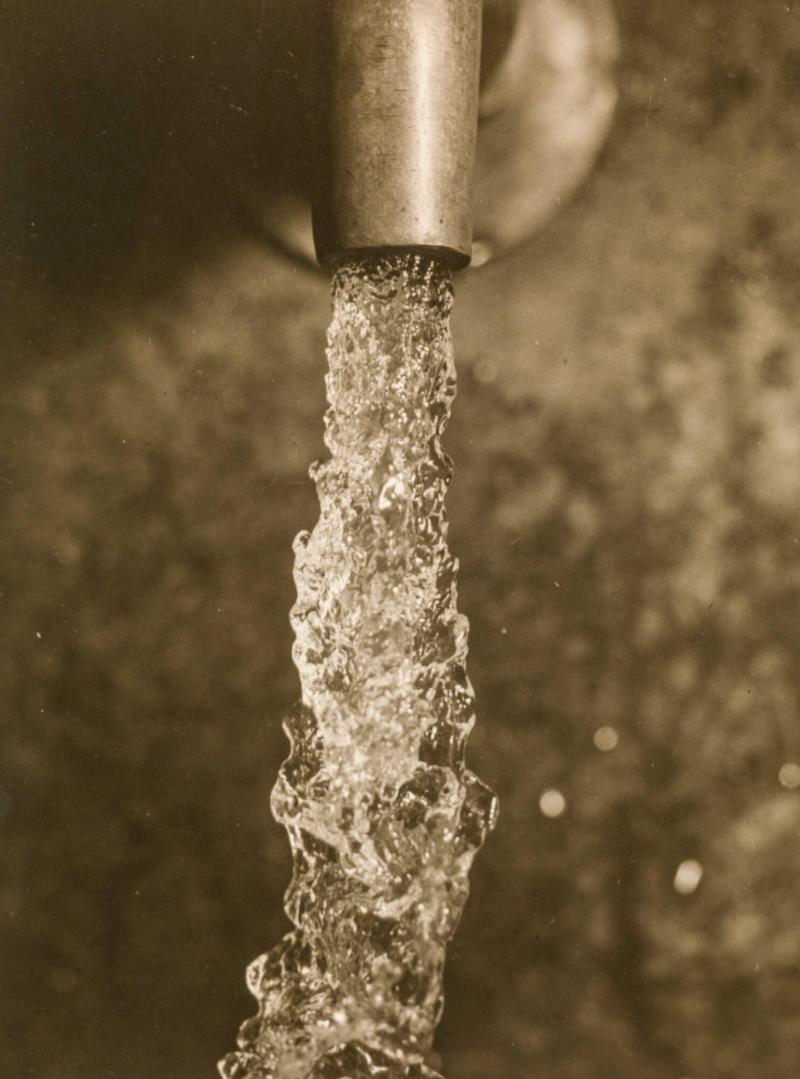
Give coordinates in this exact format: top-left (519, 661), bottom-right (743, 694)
top-left (312, 0), bottom-right (483, 268)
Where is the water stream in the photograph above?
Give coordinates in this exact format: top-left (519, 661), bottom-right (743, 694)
top-left (220, 254), bottom-right (497, 1079)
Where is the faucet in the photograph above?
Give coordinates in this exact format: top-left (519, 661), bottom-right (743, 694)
top-left (252, 0), bottom-right (618, 269)
top-left (312, 0), bottom-right (483, 269)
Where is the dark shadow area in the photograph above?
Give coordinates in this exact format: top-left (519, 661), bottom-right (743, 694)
top-left (1, 0), bottom-right (324, 362)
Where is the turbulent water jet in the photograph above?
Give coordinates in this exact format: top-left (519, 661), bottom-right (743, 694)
top-left (220, 254), bottom-right (496, 1079)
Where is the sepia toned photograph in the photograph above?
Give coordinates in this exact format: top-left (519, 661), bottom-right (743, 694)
top-left (2, 2), bottom-right (799, 1077)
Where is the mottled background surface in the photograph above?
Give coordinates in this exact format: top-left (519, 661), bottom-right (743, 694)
top-left (3, 2), bottom-right (800, 1077)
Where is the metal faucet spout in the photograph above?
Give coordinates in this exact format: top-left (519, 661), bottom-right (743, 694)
top-left (312, 0), bottom-right (483, 269)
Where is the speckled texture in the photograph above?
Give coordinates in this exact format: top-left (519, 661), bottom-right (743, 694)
top-left (3, 2), bottom-right (800, 1078)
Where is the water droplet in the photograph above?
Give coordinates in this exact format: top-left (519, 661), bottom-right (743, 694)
top-left (593, 726), bottom-right (619, 752)
top-left (779, 762), bottom-right (800, 789)
top-left (539, 789), bottom-right (567, 818)
top-left (673, 859), bottom-right (703, 896)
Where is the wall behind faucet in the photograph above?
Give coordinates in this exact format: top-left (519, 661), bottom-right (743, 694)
top-left (3, 2), bottom-right (800, 1078)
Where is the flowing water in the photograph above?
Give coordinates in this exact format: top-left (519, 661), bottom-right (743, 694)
top-left (220, 254), bottom-right (497, 1079)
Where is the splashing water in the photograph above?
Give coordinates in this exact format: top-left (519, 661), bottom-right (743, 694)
top-left (220, 254), bottom-right (497, 1079)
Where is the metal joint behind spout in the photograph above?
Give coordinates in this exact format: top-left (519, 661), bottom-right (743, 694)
top-left (312, 0), bottom-right (483, 269)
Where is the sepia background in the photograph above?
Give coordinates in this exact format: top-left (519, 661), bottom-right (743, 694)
top-left (3, 1), bottom-right (800, 1077)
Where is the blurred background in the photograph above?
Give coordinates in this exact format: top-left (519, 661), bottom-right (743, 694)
top-left (2, 1), bottom-right (800, 1076)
